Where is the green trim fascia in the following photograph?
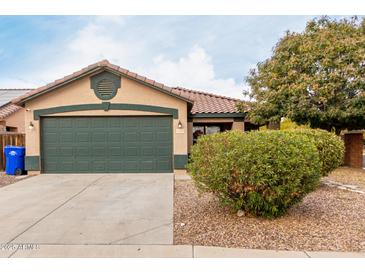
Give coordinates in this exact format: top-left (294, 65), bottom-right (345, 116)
top-left (174, 154), bottom-right (188, 169)
top-left (34, 103), bottom-right (179, 119)
top-left (25, 156), bottom-right (40, 171)
top-left (190, 113), bottom-right (246, 118)
top-left (233, 117), bottom-right (245, 122)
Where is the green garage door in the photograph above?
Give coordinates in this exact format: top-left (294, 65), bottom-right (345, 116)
top-left (41, 116), bottom-right (173, 173)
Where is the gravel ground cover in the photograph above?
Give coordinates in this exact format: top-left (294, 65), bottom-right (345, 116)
top-left (0, 172), bottom-right (30, 188)
top-left (327, 167), bottom-right (365, 188)
top-left (174, 178), bottom-right (365, 252)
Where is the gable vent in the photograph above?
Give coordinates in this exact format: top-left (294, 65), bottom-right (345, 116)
top-left (90, 71), bottom-right (121, 100)
top-left (97, 79), bottom-right (115, 98)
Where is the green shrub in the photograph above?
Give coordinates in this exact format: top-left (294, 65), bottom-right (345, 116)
top-left (285, 129), bottom-right (344, 176)
top-left (187, 130), bottom-right (321, 218)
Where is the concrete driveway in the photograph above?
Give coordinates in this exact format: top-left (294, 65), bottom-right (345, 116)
top-left (0, 174), bottom-right (173, 247)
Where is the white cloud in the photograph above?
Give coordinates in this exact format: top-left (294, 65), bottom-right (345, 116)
top-left (2, 16), bottom-right (245, 99)
top-left (143, 45), bottom-right (244, 98)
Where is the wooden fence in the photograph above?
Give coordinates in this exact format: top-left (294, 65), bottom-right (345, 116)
top-left (0, 133), bottom-right (26, 171)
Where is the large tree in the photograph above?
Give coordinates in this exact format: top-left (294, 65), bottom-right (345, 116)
top-left (241, 17), bottom-right (365, 134)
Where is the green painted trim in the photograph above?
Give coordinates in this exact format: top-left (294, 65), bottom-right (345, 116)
top-left (34, 103), bottom-right (179, 119)
top-left (174, 154), bottom-right (188, 169)
top-left (190, 113), bottom-right (246, 118)
top-left (90, 71), bottom-right (121, 100)
top-left (233, 117), bottom-right (245, 122)
top-left (25, 156), bottom-right (40, 171)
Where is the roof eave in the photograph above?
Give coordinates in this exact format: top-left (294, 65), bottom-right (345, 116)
top-left (189, 112), bottom-right (247, 118)
top-left (13, 65), bottom-right (194, 106)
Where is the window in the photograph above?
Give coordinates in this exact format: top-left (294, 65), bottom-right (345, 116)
top-left (6, 126), bottom-right (18, 132)
top-left (193, 125), bottom-right (224, 144)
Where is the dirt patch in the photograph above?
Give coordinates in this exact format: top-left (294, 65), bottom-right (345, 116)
top-left (174, 180), bottom-right (365, 252)
top-left (0, 172), bottom-right (31, 188)
top-left (328, 167), bottom-right (365, 188)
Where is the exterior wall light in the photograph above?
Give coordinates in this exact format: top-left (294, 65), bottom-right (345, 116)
top-left (177, 120), bottom-right (183, 129)
top-left (29, 122), bottom-right (34, 130)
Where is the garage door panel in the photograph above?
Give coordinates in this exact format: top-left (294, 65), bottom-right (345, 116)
top-left (76, 147), bottom-right (90, 156)
top-left (124, 160), bottom-right (139, 171)
top-left (74, 161), bottom-right (91, 172)
top-left (92, 132), bottom-right (107, 142)
top-left (43, 147), bottom-right (59, 155)
top-left (75, 118), bottom-right (90, 128)
top-left (125, 132), bottom-right (138, 141)
top-left (108, 118), bottom-right (122, 128)
top-left (157, 132), bottom-right (170, 141)
top-left (125, 147), bottom-right (138, 156)
top-left (60, 147), bottom-right (73, 157)
top-left (140, 160), bottom-right (154, 171)
top-left (141, 132), bottom-right (154, 141)
top-left (92, 161), bottom-right (107, 172)
top-left (92, 119), bottom-right (107, 129)
top-left (92, 147), bottom-right (106, 156)
top-left (76, 132), bottom-right (90, 142)
top-left (156, 159), bottom-right (171, 171)
top-left (109, 148), bottom-right (122, 156)
top-left (60, 132), bottom-right (73, 143)
top-left (124, 119), bottom-right (138, 128)
top-left (59, 118), bottom-right (73, 128)
top-left (141, 147), bottom-right (154, 156)
top-left (41, 116), bottom-right (172, 173)
top-left (43, 133), bottom-right (59, 143)
top-left (108, 132), bottom-right (122, 142)
top-left (156, 147), bottom-right (171, 156)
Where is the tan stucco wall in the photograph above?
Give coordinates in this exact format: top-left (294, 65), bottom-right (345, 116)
top-left (4, 108), bottom-right (25, 132)
top-left (24, 75), bottom-right (188, 157)
top-left (232, 121), bottom-right (244, 131)
top-left (188, 121), bottom-right (193, 152)
top-left (0, 120), bottom-right (5, 132)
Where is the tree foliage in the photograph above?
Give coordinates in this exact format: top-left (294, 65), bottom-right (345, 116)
top-left (241, 17), bottom-right (365, 134)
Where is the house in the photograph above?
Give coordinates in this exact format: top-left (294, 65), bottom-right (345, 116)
top-left (0, 89), bottom-right (32, 132)
top-left (7, 60), bottom-right (257, 174)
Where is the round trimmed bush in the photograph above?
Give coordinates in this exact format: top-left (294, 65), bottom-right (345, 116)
top-left (285, 129), bottom-right (344, 176)
top-left (187, 130), bottom-right (321, 218)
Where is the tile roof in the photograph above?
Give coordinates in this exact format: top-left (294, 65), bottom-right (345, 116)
top-left (0, 89), bottom-right (33, 119)
top-left (9, 60), bottom-right (245, 115)
top-left (172, 87), bottom-right (243, 114)
top-left (0, 103), bottom-right (22, 119)
top-left (12, 60), bottom-right (194, 105)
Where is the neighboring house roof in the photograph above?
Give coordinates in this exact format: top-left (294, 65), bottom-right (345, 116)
top-left (0, 103), bottom-right (22, 119)
top-left (8, 60), bottom-right (246, 117)
top-left (172, 87), bottom-right (243, 115)
top-left (12, 60), bottom-right (194, 105)
top-left (0, 89), bottom-right (32, 107)
top-left (0, 89), bottom-right (32, 119)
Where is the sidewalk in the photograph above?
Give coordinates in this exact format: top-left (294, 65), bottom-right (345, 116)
top-left (2, 244), bottom-right (365, 258)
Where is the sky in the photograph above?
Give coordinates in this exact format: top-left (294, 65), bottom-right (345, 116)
top-left (0, 15), bottom-right (328, 99)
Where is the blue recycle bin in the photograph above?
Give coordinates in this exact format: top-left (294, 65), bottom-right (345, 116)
top-left (4, 146), bottom-right (25, 175)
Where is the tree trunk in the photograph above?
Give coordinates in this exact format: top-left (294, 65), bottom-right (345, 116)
top-left (267, 120), bottom-right (280, 130)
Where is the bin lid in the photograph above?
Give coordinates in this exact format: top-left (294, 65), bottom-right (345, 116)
top-left (4, 146), bottom-right (25, 155)
top-left (4, 145), bottom-right (25, 149)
